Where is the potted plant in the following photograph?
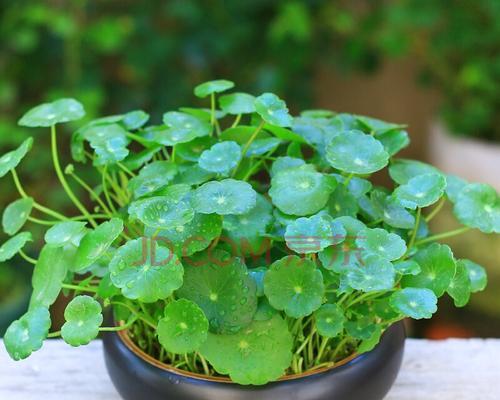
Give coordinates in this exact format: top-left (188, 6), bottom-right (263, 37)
top-left (1, 80), bottom-right (495, 400)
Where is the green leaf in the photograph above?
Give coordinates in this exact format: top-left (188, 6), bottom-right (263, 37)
top-left (18, 98), bottom-right (85, 127)
top-left (392, 173), bottom-right (446, 209)
top-left (246, 137), bottom-right (282, 157)
top-left (453, 183), bottom-right (500, 233)
top-left (2, 197), bottom-right (33, 235)
top-left (122, 110), bottom-right (149, 130)
top-left (389, 159), bottom-right (440, 185)
top-left (358, 325), bottom-right (383, 354)
top-left (73, 218), bottom-right (123, 272)
top-left (390, 288), bottom-right (437, 319)
top-left (326, 130), bottom-right (389, 174)
top-left (446, 260), bottom-right (472, 307)
top-left (285, 214), bottom-right (346, 254)
top-left (4, 307), bottom-right (51, 360)
top-left (346, 255), bottom-right (396, 292)
top-left (145, 213), bottom-right (222, 257)
top-left (129, 193), bottom-right (194, 230)
top-left (254, 93), bottom-right (293, 127)
top-left (192, 179), bottom-right (257, 215)
top-left (176, 136), bottom-right (215, 162)
top-left (82, 123), bottom-right (130, 165)
top-left (110, 238), bottom-right (184, 302)
top-left (128, 161), bottom-right (177, 199)
top-left (199, 315), bottom-right (293, 385)
top-left (460, 259), bottom-right (487, 293)
top-left (394, 259), bottom-right (421, 275)
top-left (174, 164), bottom-right (215, 186)
top-left (220, 126), bottom-right (268, 144)
top-left (345, 318), bottom-right (376, 340)
top-left (198, 141), bottom-right (241, 174)
top-left (194, 79), bottom-right (235, 98)
top-left (61, 296), bottom-right (103, 347)
top-left (249, 267), bottom-right (267, 297)
top-left (401, 243), bottom-right (456, 297)
top-left (219, 92), bottom-right (256, 114)
top-left (264, 124), bottom-right (307, 143)
top-left (269, 165), bottom-right (336, 216)
top-left (157, 299), bottom-right (209, 354)
top-left (44, 221), bottom-right (87, 247)
top-left (264, 255), bottom-right (324, 318)
top-left (30, 245), bottom-right (70, 308)
top-left (177, 249), bottom-right (257, 334)
top-left (161, 112), bottom-right (211, 143)
top-left (356, 228), bottom-right (407, 261)
top-left (223, 194), bottom-right (273, 236)
top-left (326, 184), bottom-right (359, 218)
top-left (314, 304), bottom-right (345, 338)
top-left (445, 175), bottom-right (468, 203)
top-left (0, 137), bottom-right (33, 178)
top-left (270, 156), bottom-right (305, 177)
top-left (0, 232), bottom-right (32, 262)
top-left (376, 129), bottom-right (409, 156)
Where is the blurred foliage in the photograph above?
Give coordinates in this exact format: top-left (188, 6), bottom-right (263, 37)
top-left (379, 0), bottom-right (500, 142)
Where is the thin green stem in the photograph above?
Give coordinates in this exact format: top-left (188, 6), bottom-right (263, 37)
top-left (331, 337), bottom-right (349, 360)
top-left (68, 171), bottom-right (113, 216)
top-left (99, 317), bottom-right (138, 332)
top-left (11, 170), bottom-right (66, 221)
top-left (19, 250), bottom-right (37, 265)
top-left (48, 331), bottom-right (61, 338)
top-left (425, 197), bottom-right (446, 222)
top-left (102, 166), bottom-right (118, 214)
top-left (315, 337), bottom-right (330, 365)
top-left (231, 114), bottom-right (242, 128)
top-left (343, 173), bottom-right (354, 187)
top-left (210, 93), bottom-right (216, 133)
top-left (125, 132), bottom-right (151, 147)
top-left (111, 301), bottom-right (157, 330)
top-left (117, 162), bottom-right (136, 178)
top-left (28, 216), bottom-right (58, 226)
top-left (231, 121), bottom-right (265, 177)
top-left (61, 283), bottom-right (98, 293)
top-left (415, 226), bottom-right (472, 246)
top-left (404, 207), bottom-right (421, 256)
top-left (51, 125), bottom-right (97, 227)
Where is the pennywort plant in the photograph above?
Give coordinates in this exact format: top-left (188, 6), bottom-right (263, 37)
top-left (1, 80), bottom-right (496, 385)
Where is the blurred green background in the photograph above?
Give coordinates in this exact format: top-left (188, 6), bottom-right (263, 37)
top-left (1, 0), bottom-right (499, 338)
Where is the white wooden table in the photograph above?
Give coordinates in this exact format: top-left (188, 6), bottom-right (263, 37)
top-left (1, 339), bottom-right (499, 399)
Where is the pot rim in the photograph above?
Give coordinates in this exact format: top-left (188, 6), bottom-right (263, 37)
top-left (116, 329), bottom-right (364, 384)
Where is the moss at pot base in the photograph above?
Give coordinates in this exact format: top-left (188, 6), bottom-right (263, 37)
top-left (102, 322), bottom-right (405, 400)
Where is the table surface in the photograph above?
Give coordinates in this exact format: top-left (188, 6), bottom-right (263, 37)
top-left (1, 338), bottom-right (499, 399)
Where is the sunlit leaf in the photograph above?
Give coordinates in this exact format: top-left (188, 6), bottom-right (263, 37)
top-left (314, 304), bottom-right (345, 338)
top-left (254, 93), bottom-right (293, 127)
top-left (44, 221), bottom-right (87, 247)
top-left (0, 137), bottom-right (33, 178)
top-left (128, 161), bottom-right (177, 199)
top-left (460, 259), bottom-right (487, 293)
top-left (0, 232), bottom-right (32, 262)
top-left (161, 112), bottom-right (211, 143)
top-left (194, 79), bottom-right (235, 98)
top-left (389, 159), bottom-right (441, 185)
top-left (356, 227), bottom-right (407, 261)
top-left (2, 197), bottom-right (33, 235)
top-left (18, 98), bottom-right (85, 127)
top-left (392, 173), bottom-right (446, 209)
top-left (198, 141), bottom-right (241, 174)
top-left (446, 260), bottom-right (472, 307)
top-left (219, 92), bottom-right (256, 114)
top-left (81, 123), bottom-right (130, 165)
top-left (390, 288), bottom-right (437, 319)
top-left (346, 254), bottom-right (396, 292)
top-left (61, 296), bottom-right (103, 346)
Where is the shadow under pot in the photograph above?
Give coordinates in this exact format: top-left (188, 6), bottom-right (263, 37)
top-left (102, 321), bottom-right (405, 400)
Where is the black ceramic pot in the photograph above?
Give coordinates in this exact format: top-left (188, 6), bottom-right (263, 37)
top-left (102, 321), bottom-right (405, 400)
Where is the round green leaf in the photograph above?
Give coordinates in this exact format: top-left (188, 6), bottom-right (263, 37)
top-left (157, 299), bottom-right (209, 354)
top-left (81, 123), bottom-right (130, 165)
top-left (356, 228), bottom-right (407, 261)
top-left (460, 259), bottom-right (487, 293)
top-left (176, 136), bottom-right (215, 161)
top-left (177, 249), bottom-right (257, 334)
top-left (145, 213), bottom-right (222, 257)
top-left (44, 221), bottom-right (87, 247)
top-left (18, 98), bottom-right (85, 127)
top-left (345, 318), bottom-right (376, 340)
top-left (246, 138), bottom-right (281, 157)
top-left (445, 174), bottom-right (468, 203)
top-left (192, 179), bottom-right (257, 215)
top-left (198, 141), bottom-right (241, 174)
top-left (194, 79), bottom-right (235, 98)
top-left (314, 304), bottom-right (345, 338)
top-left (2, 197), bottom-right (33, 235)
top-left (264, 255), bottom-right (324, 318)
top-left (394, 259), bottom-right (421, 275)
top-left (446, 260), bottom-right (472, 307)
top-left (326, 130), bottom-right (389, 174)
top-left (388, 159), bottom-right (440, 185)
top-left (161, 112), bottom-right (211, 144)
top-left (30, 244), bottom-right (71, 308)
top-left (73, 218), bottom-right (123, 272)
top-left (223, 194), bottom-right (273, 236)
top-left (376, 129), bottom-right (409, 156)
top-left (122, 110), bottom-right (149, 130)
top-left (254, 93), bottom-right (293, 127)
top-left (0, 232), bottom-right (32, 262)
top-left (285, 214), bottom-right (346, 254)
top-left (4, 307), bottom-right (51, 360)
top-left (110, 238), bottom-right (184, 303)
top-left (401, 243), bottom-right (456, 297)
top-left (61, 296), bottom-right (103, 347)
top-left (128, 193), bottom-right (194, 230)
top-left (199, 315), bottom-right (293, 385)
top-left (175, 164), bottom-right (215, 185)
top-left (219, 92), bottom-right (256, 115)
top-left (269, 166), bottom-right (336, 216)
top-left (270, 156), bottom-right (305, 177)
top-left (128, 161), bottom-right (177, 199)
top-left (390, 288), bottom-right (437, 319)
top-left (453, 183), bottom-right (500, 233)
top-left (392, 173), bottom-right (446, 210)
top-left (346, 255), bottom-right (396, 292)
top-left (327, 184), bottom-right (359, 218)
top-left (0, 137), bottom-right (33, 178)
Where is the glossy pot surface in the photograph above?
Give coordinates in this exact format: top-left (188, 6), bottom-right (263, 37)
top-left (103, 321), bottom-right (405, 400)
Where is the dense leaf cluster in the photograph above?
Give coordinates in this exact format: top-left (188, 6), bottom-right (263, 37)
top-left (1, 80), bottom-right (496, 385)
